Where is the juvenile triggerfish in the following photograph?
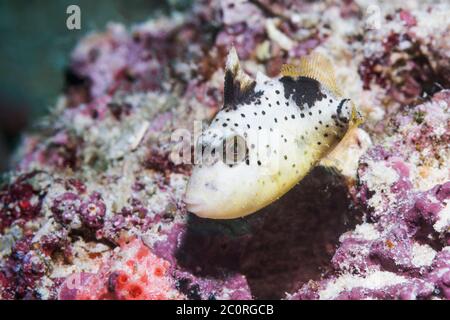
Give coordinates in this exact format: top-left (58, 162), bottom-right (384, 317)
top-left (185, 47), bottom-right (363, 219)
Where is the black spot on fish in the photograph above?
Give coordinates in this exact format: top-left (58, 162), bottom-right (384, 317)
top-left (280, 76), bottom-right (326, 110)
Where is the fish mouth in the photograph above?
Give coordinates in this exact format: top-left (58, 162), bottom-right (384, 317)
top-left (184, 196), bottom-right (206, 216)
top-left (185, 195), bottom-right (226, 219)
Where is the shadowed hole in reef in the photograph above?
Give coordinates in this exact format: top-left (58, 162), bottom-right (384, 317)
top-left (176, 166), bottom-right (362, 299)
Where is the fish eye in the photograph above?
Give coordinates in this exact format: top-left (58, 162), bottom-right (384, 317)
top-left (222, 134), bottom-right (248, 166)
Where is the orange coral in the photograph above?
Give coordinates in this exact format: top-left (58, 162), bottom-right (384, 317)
top-left (61, 238), bottom-right (183, 300)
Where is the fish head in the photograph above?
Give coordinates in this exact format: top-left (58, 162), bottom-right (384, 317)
top-left (185, 84), bottom-right (287, 219)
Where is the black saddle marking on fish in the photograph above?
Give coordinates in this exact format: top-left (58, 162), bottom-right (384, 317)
top-left (223, 70), bottom-right (263, 110)
top-left (280, 76), bottom-right (327, 109)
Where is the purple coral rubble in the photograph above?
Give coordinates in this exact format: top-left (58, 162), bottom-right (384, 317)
top-left (1, 0), bottom-right (449, 300)
top-left (80, 192), bottom-right (106, 230)
top-left (51, 192), bottom-right (81, 226)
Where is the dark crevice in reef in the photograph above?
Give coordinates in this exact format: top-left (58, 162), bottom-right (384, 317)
top-left (176, 166), bottom-right (363, 299)
top-left (63, 68), bottom-right (92, 107)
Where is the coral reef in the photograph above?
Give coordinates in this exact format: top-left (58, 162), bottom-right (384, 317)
top-left (289, 91), bottom-right (449, 300)
top-left (1, 0), bottom-right (449, 299)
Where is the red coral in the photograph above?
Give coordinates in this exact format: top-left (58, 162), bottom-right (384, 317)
top-left (59, 238), bottom-right (183, 300)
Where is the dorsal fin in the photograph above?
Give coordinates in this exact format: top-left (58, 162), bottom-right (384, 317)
top-left (281, 53), bottom-right (342, 97)
top-left (223, 47), bottom-right (256, 108)
top-left (256, 70), bottom-right (270, 84)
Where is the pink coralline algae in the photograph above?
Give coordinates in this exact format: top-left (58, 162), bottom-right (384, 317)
top-left (51, 193), bottom-right (81, 226)
top-left (0, 173), bottom-right (44, 233)
top-left (79, 192), bottom-right (106, 230)
top-left (358, 9), bottom-right (450, 109)
top-left (1, 236), bottom-right (48, 299)
top-left (1, 0), bottom-right (449, 300)
top-left (290, 91), bottom-right (450, 300)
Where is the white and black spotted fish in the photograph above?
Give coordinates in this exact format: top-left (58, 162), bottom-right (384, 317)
top-left (185, 47), bottom-right (363, 219)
